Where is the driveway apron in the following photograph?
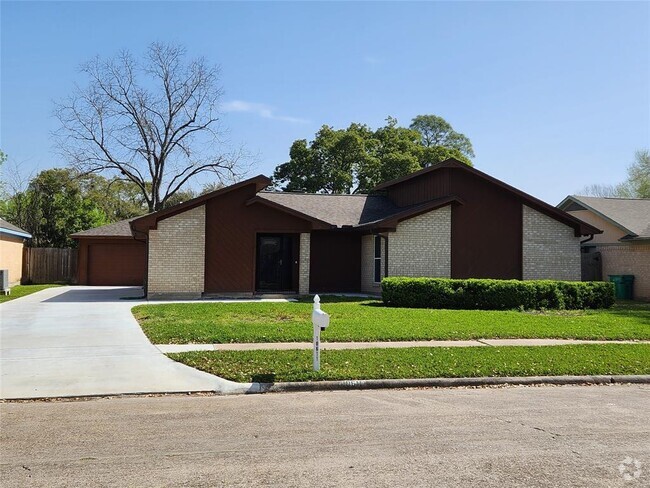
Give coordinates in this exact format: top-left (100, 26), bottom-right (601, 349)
top-left (0, 286), bottom-right (249, 399)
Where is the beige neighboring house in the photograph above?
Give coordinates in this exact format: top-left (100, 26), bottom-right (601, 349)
top-left (0, 218), bottom-right (32, 286)
top-left (558, 196), bottom-right (650, 300)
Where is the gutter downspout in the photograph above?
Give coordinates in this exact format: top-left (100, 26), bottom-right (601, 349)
top-left (580, 234), bottom-right (594, 245)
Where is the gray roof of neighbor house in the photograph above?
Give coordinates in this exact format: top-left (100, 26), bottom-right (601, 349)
top-left (70, 218), bottom-right (137, 238)
top-left (558, 195), bottom-right (650, 240)
top-left (0, 217), bottom-right (31, 239)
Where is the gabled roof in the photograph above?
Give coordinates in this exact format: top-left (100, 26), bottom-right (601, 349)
top-left (558, 195), bottom-right (650, 240)
top-left (130, 175), bottom-right (272, 233)
top-left (70, 218), bottom-right (137, 239)
top-left (374, 158), bottom-right (603, 236)
top-left (0, 218), bottom-right (31, 239)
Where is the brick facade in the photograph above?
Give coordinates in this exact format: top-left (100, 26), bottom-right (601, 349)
top-left (148, 205), bottom-right (205, 298)
top-left (360, 234), bottom-right (385, 294)
top-left (598, 243), bottom-right (650, 300)
top-left (299, 233), bottom-right (310, 294)
top-left (387, 207), bottom-right (451, 278)
top-left (522, 205), bottom-right (581, 281)
top-left (360, 207), bottom-right (451, 294)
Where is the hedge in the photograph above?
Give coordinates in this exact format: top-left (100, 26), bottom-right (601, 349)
top-left (381, 277), bottom-right (615, 310)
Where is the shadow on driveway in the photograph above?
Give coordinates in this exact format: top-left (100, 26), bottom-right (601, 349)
top-left (42, 286), bottom-right (144, 303)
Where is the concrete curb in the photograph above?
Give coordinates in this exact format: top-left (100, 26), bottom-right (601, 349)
top-left (248, 374), bottom-right (650, 394)
top-left (3, 375), bottom-right (648, 402)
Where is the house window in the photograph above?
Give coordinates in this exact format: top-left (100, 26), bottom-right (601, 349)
top-left (374, 235), bottom-right (382, 283)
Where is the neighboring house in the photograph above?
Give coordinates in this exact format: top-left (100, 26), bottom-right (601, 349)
top-left (558, 195), bottom-right (650, 300)
top-left (0, 218), bottom-right (32, 285)
top-left (72, 159), bottom-right (600, 298)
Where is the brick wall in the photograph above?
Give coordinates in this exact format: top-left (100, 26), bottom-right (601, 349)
top-left (360, 234), bottom-right (385, 294)
top-left (598, 243), bottom-right (650, 300)
top-left (360, 207), bottom-right (451, 294)
top-left (148, 205), bottom-right (205, 298)
top-left (387, 207), bottom-right (451, 278)
top-left (522, 205), bottom-right (581, 281)
top-left (299, 233), bottom-right (310, 294)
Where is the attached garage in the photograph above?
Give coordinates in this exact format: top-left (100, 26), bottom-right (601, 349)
top-left (72, 220), bottom-right (146, 286)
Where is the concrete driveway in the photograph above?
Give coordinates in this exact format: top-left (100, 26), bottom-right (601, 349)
top-left (0, 286), bottom-right (250, 399)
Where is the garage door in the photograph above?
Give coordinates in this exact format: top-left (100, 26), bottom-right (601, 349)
top-left (87, 242), bottom-right (146, 286)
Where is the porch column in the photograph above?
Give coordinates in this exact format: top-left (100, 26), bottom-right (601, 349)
top-left (299, 233), bottom-right (310, 294)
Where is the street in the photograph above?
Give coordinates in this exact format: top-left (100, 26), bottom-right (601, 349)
top-left (1, 384), bottom-right (648, 487)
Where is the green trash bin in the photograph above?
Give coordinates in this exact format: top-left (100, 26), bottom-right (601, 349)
top-left (609, 275), bottom-right (635, 300)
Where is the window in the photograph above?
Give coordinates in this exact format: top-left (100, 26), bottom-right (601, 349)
top-left (374, 235), bottom-right (382, 283)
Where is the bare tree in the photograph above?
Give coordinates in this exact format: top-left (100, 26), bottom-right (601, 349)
top-left (55, 42), bottom-right (247, 212)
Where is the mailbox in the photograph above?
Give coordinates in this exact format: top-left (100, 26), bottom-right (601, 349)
top-left (312, 308), bottom-right (330, 331)
top-left (312, 295), bottom-right (330, 371)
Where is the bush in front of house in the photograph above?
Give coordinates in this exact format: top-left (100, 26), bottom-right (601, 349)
top-left (381, 277), bottom-right (615, 310)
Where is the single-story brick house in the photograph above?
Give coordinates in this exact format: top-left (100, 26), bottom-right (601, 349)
top-left (558, 195), bottom-right (650, 300)
top-left (73, 159), bottom-right (601, 298)
top-left (0, 218), bottom-right (32, 285)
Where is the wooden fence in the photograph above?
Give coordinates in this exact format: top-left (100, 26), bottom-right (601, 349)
top-left (22, 248), bottom-right (78, 284)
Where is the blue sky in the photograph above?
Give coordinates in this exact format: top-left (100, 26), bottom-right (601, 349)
top-left (1, 1), bottom-right (648, 204)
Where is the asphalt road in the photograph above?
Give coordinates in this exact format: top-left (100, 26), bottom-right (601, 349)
top-left (1, 385), bottom-right (648, 487)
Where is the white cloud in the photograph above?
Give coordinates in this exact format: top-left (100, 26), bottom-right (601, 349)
top-left (222, 100), bottom-right (309, 124)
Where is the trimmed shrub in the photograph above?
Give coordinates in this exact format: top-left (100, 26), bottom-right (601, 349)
top-left (381, 277), bottom-right (615, 310)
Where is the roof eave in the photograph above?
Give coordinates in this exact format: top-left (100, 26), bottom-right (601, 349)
top-left (0, 228), bottom-right (32, 239)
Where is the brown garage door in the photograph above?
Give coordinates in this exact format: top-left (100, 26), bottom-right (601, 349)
top-left (87, 241), bottom-right (146, 286)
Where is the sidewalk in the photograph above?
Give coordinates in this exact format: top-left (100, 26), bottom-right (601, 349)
top-left (156, 338), bottom-right (650, 353)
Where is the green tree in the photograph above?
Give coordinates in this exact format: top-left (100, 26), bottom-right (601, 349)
top-left (627, 149), bottom-right (650, 198)
top-left (273, 115), bottom-right (474, 194)
top-left (2, 168), bottom-right (109, 247)
top-left (409, 114), bottom-right (475, 161)
top-left (580, 149), bottom-right (650, 198)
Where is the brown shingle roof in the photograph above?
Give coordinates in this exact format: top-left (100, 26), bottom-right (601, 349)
top-left (255, 192), bottom-right (401, 227)
top-left (70, 218), bottom-right (136, 238)
top-left (560, 196), bottom-right (650, 239)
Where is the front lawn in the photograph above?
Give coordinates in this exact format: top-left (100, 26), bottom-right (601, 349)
top-left (133, 297), bottom-right (650, 344)
top-left (167, 344), bottom-right (650, 383)
top-left (0, 284), bottom-right (62, 304)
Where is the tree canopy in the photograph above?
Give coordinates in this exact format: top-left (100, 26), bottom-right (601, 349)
top-left (54, 42), bottom-right (246, 212)
top-left (273, 115), bottom-right (474, 194)
top-left (580, 150), bottom-right (650, 199)
top-left (1, 168), bottom-right (109, 247)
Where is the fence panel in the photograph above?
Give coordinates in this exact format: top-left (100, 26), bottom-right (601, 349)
top-left (23, 248), bottom-right (78, 284)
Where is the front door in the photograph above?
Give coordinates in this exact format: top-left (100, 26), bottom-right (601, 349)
top-left (256, 234), bottom-right (294, 292)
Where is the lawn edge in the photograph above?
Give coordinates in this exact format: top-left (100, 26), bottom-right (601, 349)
top-left (251, 374), bottom-right (650, 394)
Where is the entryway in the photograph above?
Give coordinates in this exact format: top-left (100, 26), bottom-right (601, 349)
top-left (255, 234), bottom-right (297, 293)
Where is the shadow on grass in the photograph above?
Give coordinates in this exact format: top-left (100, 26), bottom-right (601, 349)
top-left (251, 373), bottom-right (277, 383)
top-left (604, 301), bottom-right (650, 325)
top-left (296, 295), bottom-right (380, 304)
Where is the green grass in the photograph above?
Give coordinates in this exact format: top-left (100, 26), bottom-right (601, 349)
top-left (133, 297), bottom-right (650, 344)
top-left (0, 284), bottom-right (62, 303)
top-left (167, 344), bottom-right (650, 383)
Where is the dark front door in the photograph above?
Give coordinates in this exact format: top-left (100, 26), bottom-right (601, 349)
top-left (256, 234), bottom-right (294, 292)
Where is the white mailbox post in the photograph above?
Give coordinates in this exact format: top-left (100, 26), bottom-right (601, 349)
top-left (312, 295), bottom-right (330, 371)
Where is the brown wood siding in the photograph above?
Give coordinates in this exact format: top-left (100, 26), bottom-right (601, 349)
top-left (449, 171), bottom-right (522, 279)
top-left (77, 239), bottom-right (146, 286)
top-left (386, 168), bottom-right (451, 207)
top-left (309, 231), bottom-right (361, 293)
top-left (204, 184), bottom-right (313, 293)
top-left (385, 167), bottom-right (522, 279)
